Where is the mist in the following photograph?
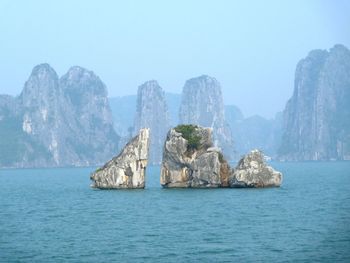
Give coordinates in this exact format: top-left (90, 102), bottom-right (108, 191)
top-left (1, 0), bottom-right (349, 118)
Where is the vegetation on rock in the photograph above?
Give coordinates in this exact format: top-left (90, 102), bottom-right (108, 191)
top-left (175, 124), bottom-right (201, 151)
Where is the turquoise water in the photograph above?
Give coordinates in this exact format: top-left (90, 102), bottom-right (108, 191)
top-left (0, 162), bottom-right (350, 262)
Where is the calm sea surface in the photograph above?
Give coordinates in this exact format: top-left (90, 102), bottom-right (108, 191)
top-left (0, 162), bottom-right (350, 262)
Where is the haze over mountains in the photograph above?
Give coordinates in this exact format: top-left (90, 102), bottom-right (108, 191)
top-left (0, 44), bottom-right (349, 167)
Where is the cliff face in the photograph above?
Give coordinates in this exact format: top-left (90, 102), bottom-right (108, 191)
top-left (90, 128), bottom-right (150, 189)
top-left (179, 75), bottom-right (234, 159)
top-left (59, 66), bottom-right (119, 165)
top-left (160, 125), bottom-right (230, 188)
top-left (0, 93), bottom-right (51, 167)
top-left (279, 44), bottom-right (350, 160)
top-left (19, 64), bottom-right (61, 153)
top-left (0, 63), bottom-right (120, 168)
top-left (134, 80), bottom-right (170, 164)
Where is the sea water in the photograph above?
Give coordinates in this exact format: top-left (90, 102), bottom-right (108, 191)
top-left (0, 162), bottom-right (350, 262)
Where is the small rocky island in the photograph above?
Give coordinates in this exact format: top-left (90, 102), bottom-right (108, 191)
top-left (90, 128), bottom-right (150, 189)
top-left (161, 125), bottom-right (282, 188)
top-left (230, 149), bottom-right (282, 187)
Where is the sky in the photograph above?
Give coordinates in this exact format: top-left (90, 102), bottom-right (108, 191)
top-left (0, 0), bottom-right (349, 118)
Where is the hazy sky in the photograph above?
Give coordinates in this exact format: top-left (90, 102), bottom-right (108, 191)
top-left (0, 0), bottom-right (349, 118)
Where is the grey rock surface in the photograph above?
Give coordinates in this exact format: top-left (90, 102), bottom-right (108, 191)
top-left (179, 75), bottom-right (234, 160)
top-left (90, 128), bottom-right (150, 189)
top-left (134, 80), bottom-right (170, 164)
top-left (0, 63), bottom-right (120, 168)
top-left (230, 149), bottom-right (282, 188)
top-left (59, 66), bottom-right (119, 166)
top-left (160, 125), bottom-right (231, 188)
top-left (279, 44), bottom-right (350, 160)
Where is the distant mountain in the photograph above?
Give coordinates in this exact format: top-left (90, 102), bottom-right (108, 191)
top-left (134, 80), bottom-right (170, 164)
top-left (225, 105), bottom-right (244, 123)
top-left (0, 64), bottom-right (120, 168)
top-left (225, 105), bottom-right (282, 159)
top-left (165, 92), bottom-right (181, 126)
top-left (109, 92), bottom-right (181, 138)
top-left (109, 95), bottom-right (136, 138)
top-left (109, 86), bottom-right (282, 161)
top-left (278, 44), bottom-right (350, 160)
top-left (179, 75), bottom-right (234, 159)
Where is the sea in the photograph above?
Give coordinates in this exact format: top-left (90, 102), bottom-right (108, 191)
top-left (0, 162), bottom-right (349, 262)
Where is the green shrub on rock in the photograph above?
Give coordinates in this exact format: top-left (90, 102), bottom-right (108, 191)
top-left (175, 124), bottom-right (201, 151)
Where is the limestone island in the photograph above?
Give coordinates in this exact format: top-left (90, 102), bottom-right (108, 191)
top-left (90, 128), bottom-right (150, 189)
top-left (161, 125), bottom-right (282, 188)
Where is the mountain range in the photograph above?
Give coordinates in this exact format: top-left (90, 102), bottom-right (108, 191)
top-left (0, 64), bottom-right (119, 168)
top-left (1, 44), bottom-right (349, 167)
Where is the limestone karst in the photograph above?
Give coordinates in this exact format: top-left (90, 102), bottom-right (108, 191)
top-left (279, 44), bottom-right (350, 160)
top-left (90, 128), bottom-right (150, 189)
top-left (179, 75), bottom-right (234, 160)
top-left (133, 80), bottom-right (170, 164)
top-left (0, 64), bottom-right (119, 167)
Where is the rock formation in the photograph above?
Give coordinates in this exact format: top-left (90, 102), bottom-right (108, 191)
top-left (279, 44), bottom-right (350, 161)
top-left (0, 94), bottom-right (52, 167)
top-left (161, 125), bottom-right (282, 188)
top-left (134, 80), bottom-right (170, 164)
top-left (179, 75), bottom-right (234, 160)
top-left (0, 63), bottom-right (120, 168)
top-left (59, 66), bottom-right (119, 165)
top-left (90, 128), bottom-right (150, 189)
top-left (230, 149), bottom-right (282, 188)
top-left (160, 125), bottom-right (231, 188)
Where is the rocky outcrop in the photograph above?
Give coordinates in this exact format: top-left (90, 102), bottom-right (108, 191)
top-left (90, 128), bottom-right (150, 189)
top-left (134, 80), bottom-right (170, 164)
top-left (161, 125), bottom-right (282, 188)
top-left (179, 75), bottom-right (234, 160)
top-left (0, 63), bottom-right (120, 168)
top-left (230, 149), bottom-right (282, 188)
top-left (279, 44), bottom-right (350, 161)
top-left (160, 125), bottom-right (231, 188)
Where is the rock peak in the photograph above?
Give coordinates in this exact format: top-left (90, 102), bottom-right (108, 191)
top-left (331, 43), bottom-right (349, 53)
top-left (60, 66), bottom-right (107, 98)
top-left (64, 66), bottom-right (98, 81)
top-left (141, 80), bottom-right (159, 86)
top-left (134, 80), bottom-right (170, 164)
top-left (186, 75), bottom-right (218, 86)
top-left (31, 63), bottom-right (57, 75)
top-left (20, 63), bottom-right (60, 108)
